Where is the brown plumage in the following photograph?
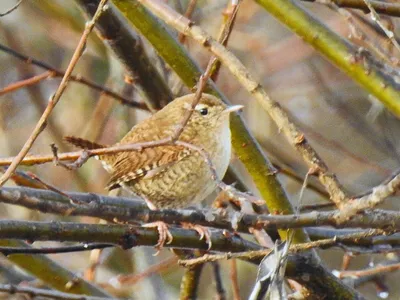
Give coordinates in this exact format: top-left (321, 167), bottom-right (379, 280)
top-left (65, 93), bottom-right (242, 209)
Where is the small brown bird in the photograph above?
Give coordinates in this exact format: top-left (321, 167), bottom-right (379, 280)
top-left (66, 93), bottom-right (242, 208)
top-left (65, 93), bottom-right (242, 246)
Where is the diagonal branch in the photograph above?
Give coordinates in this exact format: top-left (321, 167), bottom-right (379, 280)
top-left (137, 0), bottom-right (349, 209)
top-left (0, 0), bottom-right (110, 187)
top-left (77, 0), bottom-right (174, 111)
top-left (256, 0), bottom-right (400, 116)
top-left (301, 0), bottom-right (400, 18)
top-left (0, 43), bottom-right (146, 109)
top-left (0, 71), bottom-right (53, 96)
top-left (335, 169), bottom-right (400, 222)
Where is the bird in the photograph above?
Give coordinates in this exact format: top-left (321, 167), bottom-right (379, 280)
top-left (65, 93), bottom-right (243, 247)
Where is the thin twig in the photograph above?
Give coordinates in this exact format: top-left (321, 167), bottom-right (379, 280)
top-left (303, 0), bottom-right (400, 18)
top-left (0, 0), bottom-right (23, 17)
top-left (0, 0), bottom-right (109, 187)
top-left (178, 0), bottom-right (198, 44)
top-left (27, 171), bottom-right (84, 206)
top-left (51, 143), bottom-right (91, 170)
top-left (212, 262), bottom-right (227, 300)
top-left (0, 71), bottom-right (53, 96)
top-left (179, 229), bottom-right (389, 267)
top-left (116, 256), bottom-right (178, 285)
top-left (172, 0), bottom-right (240, 141)
top-left (230, 260), bottom-right (241, 300)
top-left (84, 248), bottom-right (102, 281)
top-left (338, 262), bottom-right (400, 279)
top-left (336, 169), bottom-right (400, 222)
top-left (210, 1), bottom-right (240, 82)
top-left (0, 43), bottom-right (146, 109)
top-left (327, 2), bottom-right (399, 69)
top-left (0, 243), bottom-right (113, 255)
top-left (361, 0), bottom-right (400, 53)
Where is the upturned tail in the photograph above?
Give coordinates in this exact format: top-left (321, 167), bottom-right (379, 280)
top-left (64, 136), bottom-right (107, 150)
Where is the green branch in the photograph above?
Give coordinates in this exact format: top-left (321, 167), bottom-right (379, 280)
top-left (256, 0), bottom-right (400, 116)
top-left (0, 240), bottom-right (111, 297)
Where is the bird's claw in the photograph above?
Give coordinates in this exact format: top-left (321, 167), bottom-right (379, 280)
top-left (182, 223), bottom-right (212, 250)
top-left (143, 221), bottom-right (173, 253)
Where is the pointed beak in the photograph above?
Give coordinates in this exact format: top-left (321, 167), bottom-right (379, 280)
top-left (223, 104), bottom-right (244, 114)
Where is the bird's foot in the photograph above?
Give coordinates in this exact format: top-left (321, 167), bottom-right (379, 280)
top-left (181, 223), bottom-right (212, 250)
top-left (142, 221), bottom-right (173, 253)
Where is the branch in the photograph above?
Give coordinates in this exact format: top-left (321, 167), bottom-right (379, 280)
top-left (0, 240), bottom-right (111, 297)
top-left (336, 169), bottom-right (400, 222)
top-left (0, 71), bottom-right (53, 96)
top-left (179, 229), bottom-right (389, 266)
top-left (0, 0), bottom-right (23, 17)
top-left (3, 187), bottom-right (400, 237)
top-left (0, 243), bottom-right (113, 255)
top-left (256, 0), bottom-right (400, 116)
top-left (0, 43), bottom-right (146, 109)
top-left (0, 220), bottom-right (261, 253)
top-left (0, 284), bottom-right (113, 300)
top-left (0, 0), bottom-right (110, 187)
top-left (211, 262), bottom-right (227, 300)
top-left (76, 0), bottom-right (174, 111)
top-left (286, 254), bottom-right (364, 299)
top-left (302, 0), bottom-right (400, 18)
top-left (180, 264), bottom-right (204, 300)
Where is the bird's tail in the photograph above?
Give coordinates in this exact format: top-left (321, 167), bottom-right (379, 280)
top-left (64, 136), bottom-right (107, 150)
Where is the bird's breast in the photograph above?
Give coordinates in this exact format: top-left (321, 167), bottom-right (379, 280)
top-left (214, 122), bottom-right (232, 178)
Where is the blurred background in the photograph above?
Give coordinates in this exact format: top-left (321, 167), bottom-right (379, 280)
top-left (1, 0), bottom-right (400, 299)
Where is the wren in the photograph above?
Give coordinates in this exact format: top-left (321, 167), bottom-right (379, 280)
top-left (65, 93), bottom-right (243, 210)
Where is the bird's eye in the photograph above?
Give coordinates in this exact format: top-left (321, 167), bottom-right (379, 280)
top-left (199, 108), bottom-right (208, 116)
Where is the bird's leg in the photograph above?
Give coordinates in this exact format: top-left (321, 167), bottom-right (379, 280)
top-left (143, 221), bottom-right (173, 251)
top-left (143, 197), bottom-right (157, 210)
top-left (141, 197), bottom-right (173, 252)
top-left (181, 223), bottom-right (212, 250)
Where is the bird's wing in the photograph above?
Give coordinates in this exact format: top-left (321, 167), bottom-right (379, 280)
top-left (105, 145), bottom-right (191, 190)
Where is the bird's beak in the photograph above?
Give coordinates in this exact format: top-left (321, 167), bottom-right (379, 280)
top-left (223, 104), bottom-right (244, 114)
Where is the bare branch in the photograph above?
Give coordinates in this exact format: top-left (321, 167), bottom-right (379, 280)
top-left (0, 43), bottom-right (146, 109)
top-left (0, 71), bottom-right (53, 96)
top-left (302, 0), bottom-right (400, 18)
top-left (0, 0), bottom-right (23, 17)
top-left (0, 0), bottom-right (110, 187)
top-left (0, 220), bottom-right (262, 253)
